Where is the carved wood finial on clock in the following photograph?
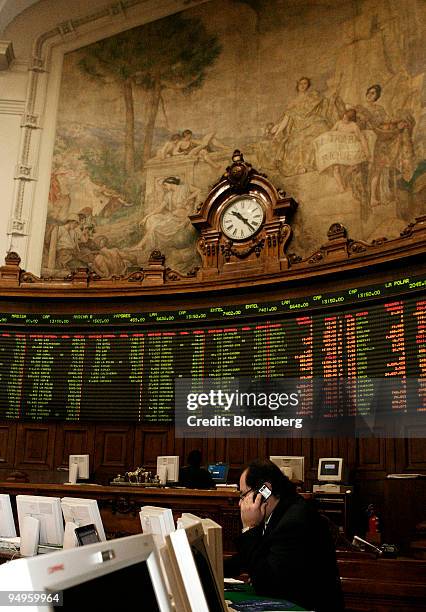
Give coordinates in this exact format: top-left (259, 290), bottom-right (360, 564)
top-left (221, 149), bottom-right (256, 191)
top-left (190, 151), bottom-right (298, 279)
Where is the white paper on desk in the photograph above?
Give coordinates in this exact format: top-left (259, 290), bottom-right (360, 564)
top-left (224, 578), bottom-right (245, 584)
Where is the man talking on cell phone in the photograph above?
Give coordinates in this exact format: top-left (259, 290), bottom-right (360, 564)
top-left (224, 459), bottom-right (344, 612)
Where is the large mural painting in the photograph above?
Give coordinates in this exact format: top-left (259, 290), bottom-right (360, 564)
top-left (42, 0), bottom-right (425, 277)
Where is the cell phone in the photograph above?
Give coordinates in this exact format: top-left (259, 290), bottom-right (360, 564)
top-left (74, 523), bottom-right (101, 546)
top-left (254, 484), bottom-right (272, 503)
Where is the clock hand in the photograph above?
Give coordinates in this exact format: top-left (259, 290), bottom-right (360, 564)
top-left (231, 210), bottom-right (245, 221)
top-left (231, 210), bottom-right (255, 231)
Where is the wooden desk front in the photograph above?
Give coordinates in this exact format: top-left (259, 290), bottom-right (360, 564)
top-left (337, 551), bottom-right (426, 611)
top-left (0, 482), bottom-right (241, 553)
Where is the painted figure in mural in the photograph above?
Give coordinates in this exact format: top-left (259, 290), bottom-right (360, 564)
top-left (263, 122), bottom-right (275, 140)
top-left (270, 76), bottom-right (345, 176)
top-left (154, 133), bottom-right (182, 160)
top-left (172, 129), bottom-right (228, 169)
top-left (91, 236), bottom-right (129, 278)
top-left (151, 129), bottom-right (228, 169)
top-left (48, 170), bottom-right (69, 222)
top-left (356, 85), bottom-right (388, 128)
top-left (48, 214), bottom-right (81, 269)
top-left (356, 84), bottom-right (416, 208)
top-left (127, 176), bottom-right (201, 269)
top-left (255, 123), bottom-right (277, 169)
top-left (47, 167), bottom-right (76, 223)
top-left (330, 109), bottom-right (371, 193)
top-left (74, 222), bottom-right (98, 267)
top-left (95, 185), bottom-right (132, 218)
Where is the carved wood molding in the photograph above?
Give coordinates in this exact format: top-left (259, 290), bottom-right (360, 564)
top-left (0, 215), bottom-right (424, 297)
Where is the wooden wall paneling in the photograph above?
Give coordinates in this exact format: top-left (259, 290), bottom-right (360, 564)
top-left (177, 437), bottom-right (210, 468)
top-left (0, 421), bottom-right (16, 469)
top-left (14, 422), bottom-right (56, 472)
top-left (53, 423), bottom-right (95, 470)
top-left (266, 438), bottom-right (310, 459)
top-left (244, 436), bottom-right (265, 465)
top-left (406, 437), bottom-right (426, 468)
top-left (226, 438), bottom-right (246, 469)
top-left (223, 436), bottom-right (266, 481)
top-left (168, 432), bottom-right (182, 462)
top-left (265, 438), bottom-right (291, 456)
top-left (354, 438), bottom-right (396, 529)
top-left (356, 438), bottom-right (388, 474)
top-left (136, 425), bottom-right (173, 470)
top-left (394, 436), bottom-right (426, 473)
top-left (254, 436), bottom-right (267, 464)
top-left (310, 437), bottom-right (336, 482)
top-left (206, 435), bottom-right (218, 465)
top-left (94, 424), bottom-right (135, 482)
top-left (336, 437), bottom-right (357, 483)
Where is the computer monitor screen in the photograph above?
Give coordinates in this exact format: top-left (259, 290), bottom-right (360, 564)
top-left (269, 456), bottom-right (305, 482)
top-left (157, 456), bottom-right (179, 483)
top-left (61, 497), bottom-right (106, 541)
top-left (0, 493), bottom-right (16, 537)
top-left (317, 458), bottom-right (343, 482)
top-left (207, 463), bottom-right (229, 484)
top-left (17, 495), bottom-right (64, 546)
top-left (0, 533), bottom-right (172, 612)
top-left (168, 523), bottom-right (227, 612)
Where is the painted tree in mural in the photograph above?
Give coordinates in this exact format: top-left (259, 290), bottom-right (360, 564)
top-left (78, 13), bottom-right (221, 174)
top-left (78, 31), bottom-right (140, 174)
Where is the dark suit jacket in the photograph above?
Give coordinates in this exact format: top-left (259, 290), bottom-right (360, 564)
top-left (178, 465), bottom-right (214, 489)
top-left (224, 494), bottom-right (344, 612)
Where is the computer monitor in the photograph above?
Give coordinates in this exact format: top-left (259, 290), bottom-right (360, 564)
top-left (167, 521), bottom-right (227, 612)
top-left (68, 455), bottom-right (89, 483)
top-left (16, 495), bottom-right (64, 547)
top-left (0, 493), bottom-right (16, 537)
top-left (158, 541), bottom-right (189, 612)
top-left (61, 497), bottom-right (106, 542)
top-left (178, 513), bottom-right (224, 593)
top-left (140, 506), bottom-right (175, 546)
top-left (317, 457), bottom-right (343, 482)
top-left (269, 456), bottom-right (305, 482)
top-left (156, 456), bottom-right (179, 484)
top-left (0, 533), bottom-right (173, 612)
top-left (207, 463), bottom-right (229, 484)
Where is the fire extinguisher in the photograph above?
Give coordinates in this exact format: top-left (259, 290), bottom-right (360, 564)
top-left (366, 503), bottom-right (381, 544)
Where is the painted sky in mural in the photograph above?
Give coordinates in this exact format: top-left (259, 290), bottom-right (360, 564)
top-left (42, 0), bottom-right (425, 277)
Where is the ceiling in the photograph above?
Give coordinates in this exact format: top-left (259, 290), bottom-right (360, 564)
top-left (0, 0), bottom-right (40, 36)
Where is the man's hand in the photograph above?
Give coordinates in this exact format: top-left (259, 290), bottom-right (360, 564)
top-left (240, 492), bottom-right (267, 529)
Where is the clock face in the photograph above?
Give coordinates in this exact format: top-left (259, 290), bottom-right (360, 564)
top-left (221, 197), bottom-right (265, 240)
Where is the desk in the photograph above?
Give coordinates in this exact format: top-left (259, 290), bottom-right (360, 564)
top-left (383, 478), bottom-right (426, 554)
top-left (225, 584), bottom-right (305, 611)
top-left (337, 550), bottom-right (426, 611)
top-left (0, 481), bottom-right (241, 553)
top-left (312, 489), bottom-right (353, 536)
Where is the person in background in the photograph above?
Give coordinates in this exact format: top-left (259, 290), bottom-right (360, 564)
top-left (224, 458), bottom-right (344, 612)
top-left (179, 449), bottom-right (215, 489)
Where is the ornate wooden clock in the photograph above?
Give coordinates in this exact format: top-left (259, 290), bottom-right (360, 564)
top-left (190, 150), bottom-right (298, 279)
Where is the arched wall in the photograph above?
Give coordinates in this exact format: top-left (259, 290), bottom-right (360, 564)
top-left (0, 0), bottom-right (424, 276)
top-left (0, 0), bottom-right (211, 272)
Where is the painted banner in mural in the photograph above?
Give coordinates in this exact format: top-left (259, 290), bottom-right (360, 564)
top-left (314, 131), bottom-right (371, 173)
